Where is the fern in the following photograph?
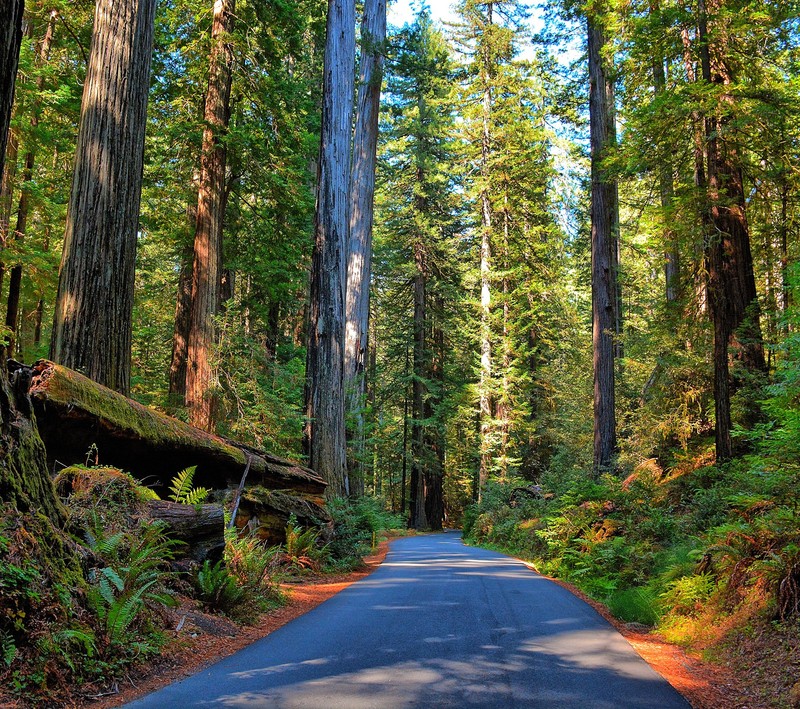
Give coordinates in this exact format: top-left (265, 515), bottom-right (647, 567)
top-left (168, 466), bottom-right (209, 505)
top-left (196, 559), bottom-right (244, 612)
top-left (0, 630), bottom-right (16, 667)
top-left (86, 521), bottom-right (179, 646)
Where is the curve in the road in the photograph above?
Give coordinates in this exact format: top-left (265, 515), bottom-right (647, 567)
top-left (125, 531), bottom-right (691, 708)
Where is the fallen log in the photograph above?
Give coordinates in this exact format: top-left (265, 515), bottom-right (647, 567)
top-left (234, 487), bottom-right (333, 544)
top-left (146, 499), bottom-right (225, 563)
top-left (25, 360), bottom-right (326, 501)
top-left (23, 360), bottom-right (330, 544)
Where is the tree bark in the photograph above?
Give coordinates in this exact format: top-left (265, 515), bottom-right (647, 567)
top-left (344, 0), bottom-right (386, 497)
top-left (588, 8), bottom-right (619, 475)
top-left (146, 500), bottom-right (225, 563)
top-left (0, 128), bottom-right (19, 297)
top-left (410, 240), bottom-right (428, 530)
top-left (6, 10), bottom-right (57, 358)
top-left (50, 0), bottom-right (156, 395)
top-left (304, 0), bottom-right (355, 498)
top-left (169, 240), bottom-right (194, 404)
top-left (0, 0), bottom-right (25, 309)
top-left (477, 3), bottom-right (493, 495)
top-left (0, 1), bottom-right (23, 171)
top-left (186, 0), bottom-right (235, 431)
top-left (697, 0), bottom-right (766, 462)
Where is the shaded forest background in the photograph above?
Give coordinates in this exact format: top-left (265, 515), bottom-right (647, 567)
top-left (4, 0), bottom-right (797, 515)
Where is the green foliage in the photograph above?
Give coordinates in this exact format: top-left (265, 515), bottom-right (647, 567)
top-left (167, 465), bottom-right (210, 505)
top-left (224, 530), bottom-right (283, 610)
top-left (326, 497), bottom-right (406, 568)
top-left (284, 515), bottom-right (328, 571)
top-left (660, 574), bottom-right (716, 617)
top-left (0, 630), bottom-right (16, 667)
top-left (84, 517), bottom-right (179, 650)
top-left (195, 560), bottom-right (245, 614)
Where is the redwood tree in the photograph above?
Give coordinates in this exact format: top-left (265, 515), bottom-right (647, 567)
top-left (304, 0), bottom-right (356, 496)
top-left (588, 4), bottom-right (620, 474)
top-left (344, 0), bottom-right (386, 496)
top-left (5, 10), bottom-right (57, 358)
top-left (185, 0), bottom-right (235, 431)
top-left (697, 0), bottom-right (766, 462)
top-left (50, 0), bottom-right (156, 395)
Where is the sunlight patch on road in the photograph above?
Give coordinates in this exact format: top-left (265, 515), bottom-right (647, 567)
top-left (519, 629), bottom-right (657, 680)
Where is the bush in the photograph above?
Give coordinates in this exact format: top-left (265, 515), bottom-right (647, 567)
top-left (195, 560), bottom-right (244, 614)
top-left (326, 497), bottom-right (405, 568)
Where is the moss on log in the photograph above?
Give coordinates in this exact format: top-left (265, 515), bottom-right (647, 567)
top-left (27, 360), bottom-right (326, 499)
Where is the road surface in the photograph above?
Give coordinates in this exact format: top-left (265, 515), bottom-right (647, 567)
top-left (125, 531), bottom-right (690, 708)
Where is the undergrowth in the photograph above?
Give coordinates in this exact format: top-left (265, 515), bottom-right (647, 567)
top-left (463, 445), bottom-right (800, 706)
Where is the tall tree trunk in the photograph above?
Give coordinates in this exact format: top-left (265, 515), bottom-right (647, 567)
top-left (6, 10), bottom-right (56, 358)
top-left (304, 0), bottom-right (355, 497)
top-left (169, 240), bottom-right (194, 403)
top-left (0, 7), bottom-right (24, 331)
top-left (780, 175), bottom-right (789, 318)
top-left (410, 240), bottom-right (428, 530)
top-left (697, 0), bottom-right (766, 462)
top-left (344, 0), bottom-right (386, 497)
top-left (588, 8), bottom-right (619, 475)
top-left (400, 343), bottom-right (409, 514)
top-left (185, 0), bottom-right (235, 431)
top-left (0, 128), bottom-right (19, 296)
top-left (168, 173), bottom-right (200, 404)
top-left (651, 44), bottom-right (679, 304)
top-left (477, 3), bottom-right (493, 494)
top-left (32, 227), bottom-right (48, 348)
top-left (424, 294), bottom-right (445, 530)
top-left (497, 200), bottom-right (510, 479)
top-left (50, 0), bottom-right (156, 395)
top-left (0, 1), bottom-right (23, 173)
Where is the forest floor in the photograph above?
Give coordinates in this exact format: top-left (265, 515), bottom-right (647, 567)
top-left (64, 537), bottom-right (761, 709)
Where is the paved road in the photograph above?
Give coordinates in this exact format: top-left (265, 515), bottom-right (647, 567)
top-left (126, 532), bottom-right (690, 708)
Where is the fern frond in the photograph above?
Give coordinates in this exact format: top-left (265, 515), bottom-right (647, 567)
top-left (184, 486), bottom-right (210, 505)
top-left (0, 630), bottom-right (16, 667)
top-left (168, 466), bottom-right (198, 503)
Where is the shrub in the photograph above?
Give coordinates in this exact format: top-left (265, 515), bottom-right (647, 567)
top-left (326, 497), bottom-right (405, 567)
top-left (195, 560), bottom-right (244, 614)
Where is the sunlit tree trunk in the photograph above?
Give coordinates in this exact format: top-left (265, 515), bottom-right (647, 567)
top-left (477, 3), bottom-right (494, 495)
top-left (588, 8), bottom-right (619, 475)
top-left (304, 0), bottom-right (355, 497)
top-left (50, 0), bottom-right (156, 395)
top-left (185, 0), bottom-right (235, 431)
top-left (345, 0), bottom-right (386, 497)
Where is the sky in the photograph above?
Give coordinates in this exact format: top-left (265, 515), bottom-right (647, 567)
top-left (388, 0), bottom-right (458, 28)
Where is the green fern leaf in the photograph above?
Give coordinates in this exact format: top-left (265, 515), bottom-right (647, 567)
top-left (168, 466), bottom-right (198, 503)
top-left (184, 486), bottom-right (210, 505)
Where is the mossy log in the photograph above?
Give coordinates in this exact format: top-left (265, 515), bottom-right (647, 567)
top-left (146, 500), bottom-right (225, 563)
top-left (235, 487), bottom-right (332, 545)
top-left (25, 360), bottom-right (326, 501)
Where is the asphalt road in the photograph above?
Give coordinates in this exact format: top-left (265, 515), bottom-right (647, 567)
top-left (125, 531), bottom-right (691, 708)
